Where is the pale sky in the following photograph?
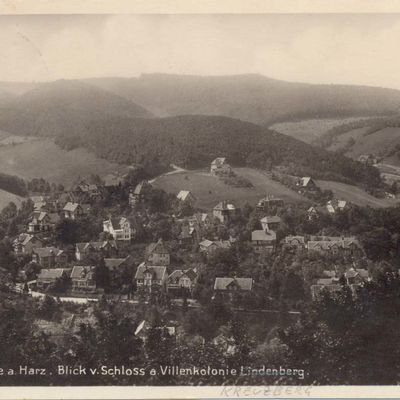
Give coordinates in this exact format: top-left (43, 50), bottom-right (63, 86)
top-left (1, 14), bottom-right (400, 89)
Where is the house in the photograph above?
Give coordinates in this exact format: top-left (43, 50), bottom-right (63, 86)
top-left (167, 269), bottom-right (198, 294)
top-left (188, 213), bottom-right (212, 228)
top-left (344, 267), bottom-right (370, 286)
top-left (73, 180), bottom-right (102, 200)
top-left (178, 225), bottom-right (198, 246)
top-left (145, 239), bottom-right (170, 266)
top-left (63, 202), bottom-right (83, 220)
top-left (311, 279), bottom-right (342, 300)
top-left (256, 195), bottom-right (284, 212)
top-left (70, 266), bottom-right (96, 293)
top-left (37, 268), bottom-right (70, 291)
top-left (307, 237), bottom-right (362, 256)
top-left (129, 181), bottom-right (152, 207)
top-left (283, 236), bottom-right (306, 249)
top-left (251, 230), bottom-right (276, 254)
top-left (75, 240), bottom-right (118, 261)
top-left (358, 154), bottom-right (378, 166)
top-left (213, 277), bottom-right (253, 295)
top-left (134, 320), bottom-right (177, 343)
top-left (326, 199), bottom-right (348, 214)
top-left (134, 263), bottom-right (167, 293)
top-left (210, 157), bottom-right (232, 176)
top-left (177, 190), bottom-right (196, 207)
top-left (297, 177), bottom-right (318, 192)
top-left (27, 211), bottom-right (60, 233)
top-left (260, 215), bottom-right (281, 232)
top-left (103, 217), bottom-right (133, 241)
top-left (32, 247), bottom-right (68, 268)
top-left (13, 233), bottom-right (43, 255)
top-left (199, 239), bottom-right (231, 256)
top-left (213, 201), bottom-right (238, 223)
top-left (307, 206), bottom-right (319, 220)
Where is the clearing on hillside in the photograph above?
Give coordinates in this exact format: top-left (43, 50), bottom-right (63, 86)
top-left (0, 189), bottom-right (23, 210)
top-left (153, 167), bottom-right (308, 210)
top-left (316, 180), bottom-right (398, 208)
top-left (270, 117), bottom-right (374, 144)
top-left (0, 137), bottom-right (130, 186)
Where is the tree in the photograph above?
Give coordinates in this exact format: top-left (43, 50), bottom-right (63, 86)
top-left (94, 258), bottom-right (110, 292)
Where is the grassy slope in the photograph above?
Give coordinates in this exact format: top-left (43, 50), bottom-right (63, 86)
top-left (271, 117), bottom-right (375, 144)
top-left (0, 138), bottom-right (129, 186)
top-left (326, 126), bottom-right (400, 166)
top-left (316, 180), bottom-right (397, 208)
top-left (0, 189), bottom-right (23, 210)
top-left (153, 167), bottom-right (309, 210)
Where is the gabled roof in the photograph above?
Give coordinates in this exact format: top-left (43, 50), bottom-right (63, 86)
top-left (211, 157), bottom-right (226, 166)
top-left (179, 225), bottom-right (196, 239)
top-left (14, 233), bottom-right (41, 247)
top-left (260, 216), bottom-right (281, 224)
top-left (251, 230), bottom-right (276, 241)
top-left (177, 190), bottom-right (195, 201)
top-left (168, 268), bottom-right (198, 283)
top-left (299, 177), bottom-right (315, 187)
top-left (63, 202), bottom-right (80, 212)
top-left (214, 277), bottom-right (253, 291)
top-left (135, 262), bottom-right (167, 281)
top-left (71, 265), bottom-right (95, 280)
top-left (199, 239), bottom-right (214, 248)
top-left (214, 201), bottom-right (236, 211)
top-left (37, 268), bottom-right (68, 280)
top-left (345, 268), bottom-right (369, 280)
top-left (33, 247), bottom-right (64, 258)
top-left (75, 242), bottom-right (93, 253)
top-left (104, 257), bottom-right (129, 270)
top-left (146, 239), bottom-right (169, 255)
top-left (133, 181), bottom-right (151, 195)
top-left (284, 235), bottom-right (305, 245)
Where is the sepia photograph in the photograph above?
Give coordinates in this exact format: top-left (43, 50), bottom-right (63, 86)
top-left (1, 2), bottom-right (400, 397)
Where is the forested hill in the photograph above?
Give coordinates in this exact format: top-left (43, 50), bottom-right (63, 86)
top-left (0, 80), bottom-right (153, 138)
top-left (86, 74), bottom-right (400, 125)
top-left (55, 114), bottom-right (381, 187)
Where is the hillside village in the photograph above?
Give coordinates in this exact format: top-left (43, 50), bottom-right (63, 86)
top-left (2, 158), bottom-right (374, 305)
top-left (1, 154), bottom-right (400, 385)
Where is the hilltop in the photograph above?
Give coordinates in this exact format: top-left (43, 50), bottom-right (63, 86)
top-left (0, 80), bottom-right (153, 138)
top-left (86, 73), bottom-right (400, 124)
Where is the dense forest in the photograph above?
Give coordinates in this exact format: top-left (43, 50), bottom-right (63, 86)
top-left (54, 114), bottom-right (382, 188)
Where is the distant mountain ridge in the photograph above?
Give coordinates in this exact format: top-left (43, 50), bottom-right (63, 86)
top-left (86, 73), bottom-right (400, 124)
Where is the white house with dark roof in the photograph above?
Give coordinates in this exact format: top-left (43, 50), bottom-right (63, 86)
top-left (210, 157), bottom-right (232, 176)
top-left (134, 262), bottom-right (167, 293)
top-left (103, 217), bottom-right (133, 241)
